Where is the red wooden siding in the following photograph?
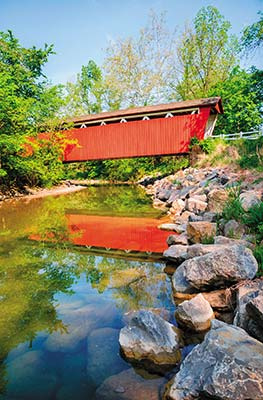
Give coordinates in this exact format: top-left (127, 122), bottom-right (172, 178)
top-left (63, 107), bottom-right (211, 162)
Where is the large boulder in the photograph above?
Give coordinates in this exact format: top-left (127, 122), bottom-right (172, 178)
top-left (175, 293), bottom-right (214, 332)
top-left (119, 310), bottom-right (182, 370)
top-left (164, 320), bottom-right (263, 400)
top-left (172, 245), bottom-right (258, 293)
top-left (234, 279), bottom-right (263, 343)
top-left (207, 188), bottom-right (228, 212)
top-left (187, 221), bottom-right (217, 243)
top-left (214, 235), bottom-right (253, 248)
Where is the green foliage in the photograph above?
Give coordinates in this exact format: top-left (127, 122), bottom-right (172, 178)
top-left (241, 11), bottom-right (263, 53)
top-left (221, 185), bottom-right (244, 222)
top-left (63, 156), bottom-right (189, 182)
top-left (63, 60), bottom-right (104, 116)
top-left (253, 245), bottom-right (263, 276)
top-left (176, 6), bottom-right (239, 99)
top-left (0, 30), bottom-right (64, 188)
top-left (103, 11), bottom-right (177, 108)
top-left (201, 236), bottom-right (215, 244)
top-left (210, 67), bottom-right (263, 135)
top-left (237, 136), bottom-right (263, 170)
top-left (189, 136), bottom-right (217, 154)
top-left (243, 202), bottom-right (263, 243)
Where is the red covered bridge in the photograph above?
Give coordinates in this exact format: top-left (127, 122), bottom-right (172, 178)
top-left (63, 97), bottom-right (223, 162)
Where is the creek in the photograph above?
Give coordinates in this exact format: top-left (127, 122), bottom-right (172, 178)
top-left (0, 185), bottom-right (175, 399)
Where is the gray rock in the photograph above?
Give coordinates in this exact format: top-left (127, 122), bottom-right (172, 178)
top-left (224, 219), bottom-right (245, 238)
top-left (186, 198), bottom-right (207, 213)
top-left (178, 186), bottom-right (197, 200)
top-left (164, 320), bottom-right (263, 400)
top-left (158, 223), bottom-right (182, 232)
top-left (95, 368), bottom-right (166, 400)
top-left (188, 214), bottom-right (203, 222)
top-left (157, 189), bottom-right (172, 202)
top-left (207, 188), bottom-right (228, 212)
top-left (180, 211), bottom-right (195, 221)
top-left (172, 245), bottom-right (258, 293)
top-left (153, 199), bottom-right (167, 210)
top-left (186, 243), bottom-right (224, 258)
top-left (175, 294), bottom-right (214, 332)
top-left (167, 190), bottom-right (180, 205)
top-left (170, 199), bottom-right (185, 215)
top-left (119, 310), bottom-right (182, 368)
top-left (220, 174), bottom-right (229, 185)
top-left (201, 211), bottom-right (217, 222)
top-left (166, 234), bottom-right (188, 246)
top-left (234, 279), bottom-right (263, 343)
top-left (187, 221), bottom-right (217, 243)
top-left (240, 191), bottom-right (260, 211)
top-left (214, 235), bottom-right (252, 248)
top-left (163, 245), bottom-right (189, 264)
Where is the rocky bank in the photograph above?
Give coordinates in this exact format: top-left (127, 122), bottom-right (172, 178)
top-left (113, 167), bottom-right (263, 400)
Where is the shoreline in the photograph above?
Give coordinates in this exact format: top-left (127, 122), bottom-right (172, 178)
top-left (0, 183), bottom-right (86, 204)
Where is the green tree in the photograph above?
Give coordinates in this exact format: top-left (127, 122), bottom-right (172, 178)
top-left (241, 11), bottom-right (263, 53)
top-left (175, 6), bottom-right (239, 100)
top-left (209, 67), bottom-right (263, 134)
top-left (103, 11), bottom-right (177, 109)
top-left (63, 60), bottom-right (104, 116)
top-left (0, 30), bottom-right (64, 187)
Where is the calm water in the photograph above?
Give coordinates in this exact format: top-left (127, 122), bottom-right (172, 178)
top-left (0, 186), bottom-right (175, 399)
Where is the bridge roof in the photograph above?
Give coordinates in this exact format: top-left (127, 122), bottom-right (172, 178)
top-left (68, 97), bottom-right (223, 125)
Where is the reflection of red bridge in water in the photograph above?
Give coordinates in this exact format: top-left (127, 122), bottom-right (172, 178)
top-left (31, 214), bottom-right (173, 254)
top-left (66, 214), bottom-right (172, 253)
top-left (63, 97), bottom-right (223, 162)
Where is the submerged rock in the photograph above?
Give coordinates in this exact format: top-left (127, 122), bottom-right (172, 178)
top-left (164, 320), bottom-right (263, 400)
top-left (95, 368), bottom-right (166, 400)
top-left (172, 245), bottom-right (258, 293)
top-left (175, 293), bottom-right (214, 332)
top-left (6, 351), bottom-right (57, 400)
top-left (86, 328), bottom-right (128, 386)
top-left (119, 310), bottom-right (182, 370)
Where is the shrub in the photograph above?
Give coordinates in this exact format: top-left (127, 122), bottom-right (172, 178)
top-left (243, 202), bottom-right (263, 243)
top-left (221, 185), bottom-right (244, 222)
top-left (253, 245), bottom-right (263, 276)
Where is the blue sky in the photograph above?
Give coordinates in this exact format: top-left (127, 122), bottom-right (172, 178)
top-left (1, 0), bottom-right (262, 84)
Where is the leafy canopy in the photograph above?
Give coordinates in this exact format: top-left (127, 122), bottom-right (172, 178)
top-left (0, 30), bottom-right (65, 187)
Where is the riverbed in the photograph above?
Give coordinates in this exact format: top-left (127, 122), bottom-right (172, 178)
top-left (0, 185), bottom-right (175, 399)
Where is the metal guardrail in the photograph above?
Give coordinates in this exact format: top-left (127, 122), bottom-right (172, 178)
top-left (211, 130), bottom-right (263, 141)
